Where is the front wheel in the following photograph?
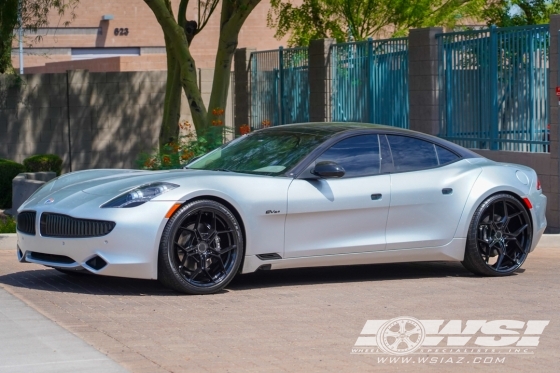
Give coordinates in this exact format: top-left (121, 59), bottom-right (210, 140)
top-left (158, 200), bottom-right (244, 295)
top-left (462, 194), bottom-right (532, 276)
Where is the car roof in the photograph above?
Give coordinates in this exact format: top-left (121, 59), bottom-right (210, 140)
top-left (262, 122), bottom-right (482, 159)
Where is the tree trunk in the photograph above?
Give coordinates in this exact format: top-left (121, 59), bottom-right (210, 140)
top-left (144, 0), bottom-right (207, 136)
top-left (0, 0), bottom-right (18, 74)
top-left (206, 1), bottom-right (261, 139)
top-left (160, 34), bottom-right (182, 148)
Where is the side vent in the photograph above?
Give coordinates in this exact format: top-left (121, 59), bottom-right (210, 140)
top-left (85, 256), bottom-right (107, 271)
top-left (256, 253), bottom-right (282, 260)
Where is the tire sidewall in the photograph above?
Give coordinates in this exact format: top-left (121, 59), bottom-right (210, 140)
top-left (159, 199), bottom-right (244, 294)
top-left (465, 194), bottom-right (532, 276)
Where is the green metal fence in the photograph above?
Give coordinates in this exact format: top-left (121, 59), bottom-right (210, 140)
top-left (250, 47), bottom-right (309, 129)
top-left (437, 25), bottom-right (549, 152)
top-left (330, 38), bottom-right (409, 128)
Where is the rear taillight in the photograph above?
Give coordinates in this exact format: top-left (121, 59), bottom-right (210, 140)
top-left (536, 178), bottom-right (541, 190)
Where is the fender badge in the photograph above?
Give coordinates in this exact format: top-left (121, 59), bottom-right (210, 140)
top-left (44, 198), bottom-right (55, 204)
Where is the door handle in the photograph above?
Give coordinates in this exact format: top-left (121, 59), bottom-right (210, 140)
top-left (371, 193), bottom-right (382, 200)
top-left (442, 188), bottom-right (453, 195)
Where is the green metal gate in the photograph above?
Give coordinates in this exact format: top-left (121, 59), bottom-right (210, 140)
top-left (330, 38), bottom-right (409, 128)
top-left (437, 25), bottom-right (549, 152)
top-left (250, 47), bottom-right (309, 129)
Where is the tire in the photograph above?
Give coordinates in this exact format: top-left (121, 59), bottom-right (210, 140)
top-left (462, 193), bottom-right (532, 276)
top-left (158, 199), bottom-right (244, 295)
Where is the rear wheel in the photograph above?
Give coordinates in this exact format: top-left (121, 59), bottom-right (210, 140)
top-left (462, 194), bottom-right (532, 276)
top-left (158, 200), bottom-right (244, 295)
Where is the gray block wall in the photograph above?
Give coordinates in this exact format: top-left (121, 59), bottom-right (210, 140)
top-left (0, 70), bottom-right (166, 172)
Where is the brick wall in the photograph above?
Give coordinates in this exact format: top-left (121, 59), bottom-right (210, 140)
top-left (11, 0), bottom-right (289, 72)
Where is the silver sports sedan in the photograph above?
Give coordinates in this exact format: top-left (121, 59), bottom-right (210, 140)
top-left (16, 123), bottom-right (547, 294)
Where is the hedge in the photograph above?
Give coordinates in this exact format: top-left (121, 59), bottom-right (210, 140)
top-left (23, 154), bottom-right (63, 176)
top-left (0, 159), bottom-right (25, 209)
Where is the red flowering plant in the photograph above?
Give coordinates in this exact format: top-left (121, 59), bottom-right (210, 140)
top-left (136, 118), bottom-right (232, 170)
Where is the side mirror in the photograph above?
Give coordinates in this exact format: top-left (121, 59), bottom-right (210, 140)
top-left (312, 161), bottom-right (345, 178)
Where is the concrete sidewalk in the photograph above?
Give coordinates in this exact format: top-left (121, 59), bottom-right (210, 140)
top-left (0, 234), bottom-right (127, 373)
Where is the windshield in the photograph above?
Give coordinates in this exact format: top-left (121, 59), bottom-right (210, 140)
top-left (187, 130), bottom-right (329, 176)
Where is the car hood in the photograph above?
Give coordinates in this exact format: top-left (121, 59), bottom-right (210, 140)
top-left (19, 168), bottom-right (222, 211)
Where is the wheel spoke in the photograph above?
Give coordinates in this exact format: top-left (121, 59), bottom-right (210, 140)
top-left (505, 224), bottom-right (528, 239)
top-left (494, 249), bottom-right (505, 270)
top-left (204, 269), bottom-right (216, 283)
top-left (511, 239), bottom-right (527, 255)
top-left (189, 267), bottom-right (202, 280)
top-left (219, 245), bottom-right (237, 254)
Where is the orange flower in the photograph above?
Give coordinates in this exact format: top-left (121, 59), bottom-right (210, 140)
top-left (212, 120), bottom-right (224, 126)
top-left (179, 120), bottom-right (192, 130)
top-left (261, 119), bottom-right (271, 128)
top-left (181, 150), bottom-right (195, 160)
top-left (144, 158), bottom-right (155, 168)
top-left (212, 107), bottom-right (225, 116)
top-left (239, 124), bottom-right (251, 135)
top-left (162, 155), bottom-right (171, 165)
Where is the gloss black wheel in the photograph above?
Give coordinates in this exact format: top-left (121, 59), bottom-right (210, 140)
top-left (158, 200), bottom-right (243, 294)
top-left (462, 194), bottom-right (532, 276)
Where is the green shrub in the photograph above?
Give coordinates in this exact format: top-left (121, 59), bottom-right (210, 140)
top-left (0, 159), bottom-right (25, 209)
top-left (0, 214), bottom-right (16, 234)
top-left (23, 154), bottom-right (63, 176)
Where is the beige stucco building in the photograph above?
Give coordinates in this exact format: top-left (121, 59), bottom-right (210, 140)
top-left (11, 0), bottom-right (287, 73)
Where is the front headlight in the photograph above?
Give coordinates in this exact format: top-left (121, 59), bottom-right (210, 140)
top-left (101, 182), bottom-right (179, 208)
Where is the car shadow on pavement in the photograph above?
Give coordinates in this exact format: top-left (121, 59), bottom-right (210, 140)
top-left (0, 260), bottom-right (503, 296)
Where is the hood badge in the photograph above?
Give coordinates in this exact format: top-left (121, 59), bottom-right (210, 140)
top-left (44, 198), bottom-right (55, 204)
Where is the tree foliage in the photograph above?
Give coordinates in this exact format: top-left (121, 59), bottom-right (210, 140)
top-left (268, 0), bottom-right (487, 45)
top-left (0, 0), bottom-right (79, 74)
top-left (483, 0), bottom-right (560, 27)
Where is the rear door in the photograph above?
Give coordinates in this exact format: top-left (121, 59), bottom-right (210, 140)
top-left (384, 135), bottom-right (481, 250)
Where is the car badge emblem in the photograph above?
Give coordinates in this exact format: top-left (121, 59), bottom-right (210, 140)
top-left (44, 198), bottom-right (55, 204)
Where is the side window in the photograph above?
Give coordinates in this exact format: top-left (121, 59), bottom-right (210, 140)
top-left (386, 135), bottom-right (439, 172)
top-left (436, 145), bottom-right (460, 165)
top-left (316, 135), bottom-right (380, 177)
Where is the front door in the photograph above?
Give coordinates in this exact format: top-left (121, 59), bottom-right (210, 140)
top-left (284, 134), bottom-right (391, 258)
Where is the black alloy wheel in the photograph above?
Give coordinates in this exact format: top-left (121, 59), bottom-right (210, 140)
top-left (462, 194), bottom-right (532, 276)
top-left (158, 200), bottom-right (243, 294)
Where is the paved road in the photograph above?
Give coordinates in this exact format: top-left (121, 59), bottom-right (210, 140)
top-left (0, 233), bottom-right (558, 372)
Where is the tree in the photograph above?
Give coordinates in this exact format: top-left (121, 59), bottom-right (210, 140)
top-left (0, 0), bottom-right (79, 74)
top-left (483, 0), bottom-right (560, 27)
top-left (144, 0), bottom-right (261, 147)
top-left (268, 0), bottom-right (487, 45)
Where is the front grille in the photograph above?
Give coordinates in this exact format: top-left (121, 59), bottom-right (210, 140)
top-left (17, 211), bottom-right (36, 235)
top-left (40, 213), bottom-right (116, 238)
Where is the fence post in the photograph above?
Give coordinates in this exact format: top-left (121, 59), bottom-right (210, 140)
top-left (408, 27), bottom-right (442, 135)
top-left (367, 38), bottom-right (374, 124)
top-left (489, 25), bottom-right (499, 150)
top-left (279, 46), bottom-right (285, 125)
top-left (308, 38), bottom-right (336, 122)
top-left (548, 15), bottom-right (560, 230)
top-left (234, 47), bottom-right (256, 136)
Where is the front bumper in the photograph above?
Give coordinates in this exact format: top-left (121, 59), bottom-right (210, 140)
top-left (16, 199), bottom-right (175, 279)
